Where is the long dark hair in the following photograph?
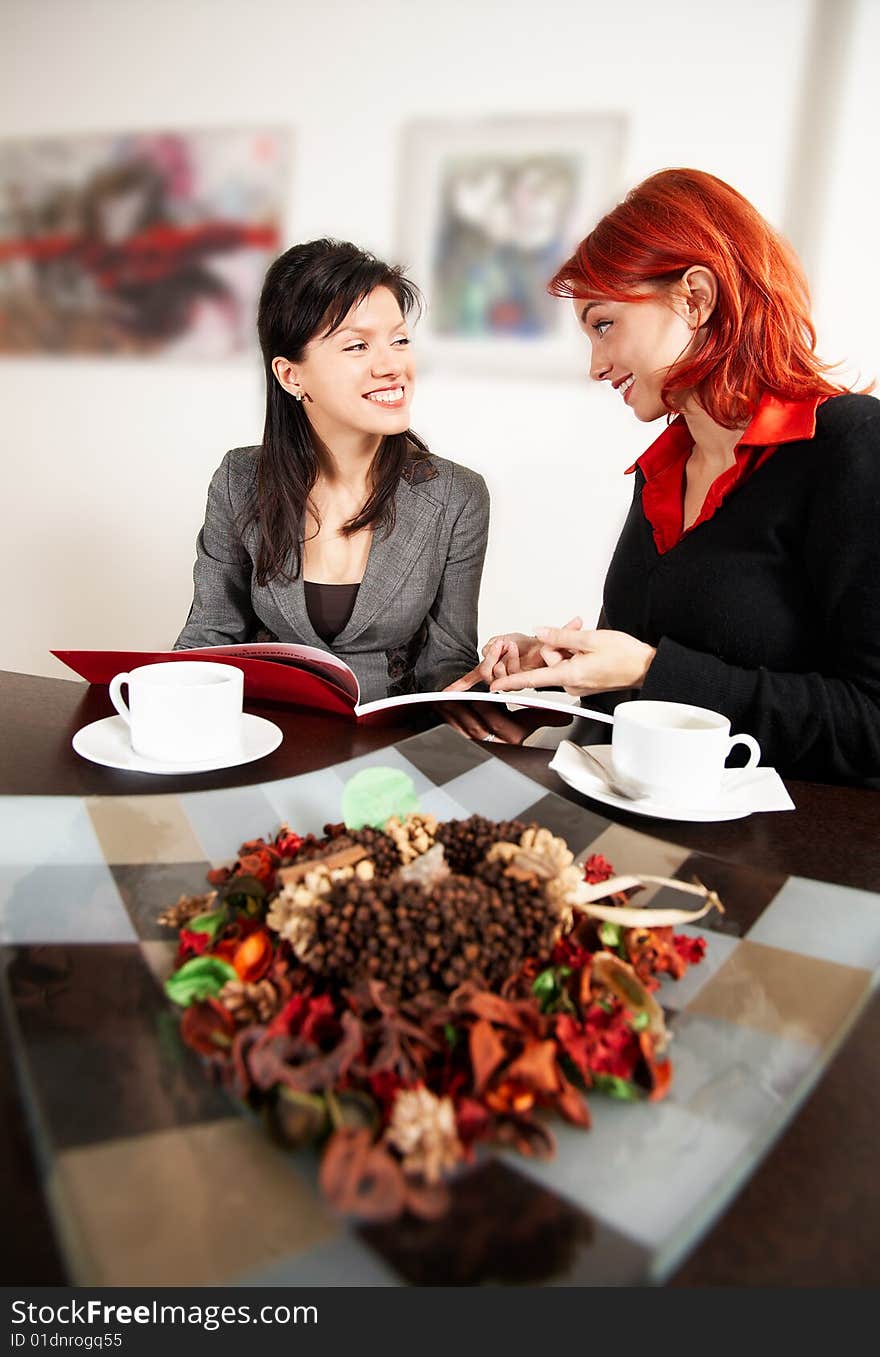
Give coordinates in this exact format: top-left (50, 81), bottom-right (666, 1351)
top-left (248, 238), bottom-right (425, 585)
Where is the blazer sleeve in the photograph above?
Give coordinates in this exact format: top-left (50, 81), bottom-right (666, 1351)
top-left (640, 408), bottom-right (880, 782)
top-left (416, 466), bottom-right (490, 692)
top-left (174, 451), bottom-right (258, 649)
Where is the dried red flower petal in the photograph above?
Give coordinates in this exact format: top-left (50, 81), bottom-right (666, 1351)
top-left (554, 1013), bottom-right (593, 1084)
top-left (368, 1070), bottom-right (405, 1114)
top-left (505, 1040), bottom-right (560, 1095)
top-left (180, 998), bottom-right (236, 1057)
top-left (301, 992), bottom-right (338, 1045)
top-left (455, 1096), bottom-right (492, 1146)
top-left (285, 1011), bottom-right (364, 1092)
top-left (319, 1127), bottom-right (407, 1221)
top-left (469, 1018), bottom-right (508, 1095)
top-left (453, 986), bottom-right (543, 1036)
top-left (625, 925), bottom-right (689, 982)
top-left (639, 1031), bottom-right (673, 1102)
top-left (485, 1080), bottom-right (535, 1114)
top-left (556, 1071), bottom-right (592, 1128)
top-left (266, 992), bottom-right (311, 1037)
top-left (232, 929), bottom-right (273, 983)
top-left (551, 936), bottom-right (594, 969)
top-left (178, 927), bottom-right (213, 960)
top-left (583, 853), bottom-right (615, 884)
top-left (674, 932), bottom-right (707, 965)
top-left (573, 1002), bottom-right (642, 1081)
top-left (275, 827), bottom-right (304, 859)
top-left (237, 850), bottom-right (278, 890)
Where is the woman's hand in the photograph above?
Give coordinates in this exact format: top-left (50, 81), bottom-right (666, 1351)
top-left (436, 701), bottom-right (577, 744)
top-left (487, 627), bottom-right (656, 697)
top-left (445, 617), bottom-right (583, 693)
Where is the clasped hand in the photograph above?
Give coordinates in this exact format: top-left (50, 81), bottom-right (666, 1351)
top-left (446, 618), bottom-right (656, 697)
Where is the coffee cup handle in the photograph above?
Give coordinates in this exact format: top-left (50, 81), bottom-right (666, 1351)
top-left (108, 672), bottom-right (132, 727)
top-left (728, 732), bottom-right (760, 768)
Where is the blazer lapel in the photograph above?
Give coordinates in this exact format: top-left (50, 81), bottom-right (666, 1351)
top-left (334, 480), bottom-right (440, 645)
top-left (266, 571), bottom-right (327, 648)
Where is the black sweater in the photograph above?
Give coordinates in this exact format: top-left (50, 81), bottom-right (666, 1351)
top-left (601, 393), bottom-right (880, 784)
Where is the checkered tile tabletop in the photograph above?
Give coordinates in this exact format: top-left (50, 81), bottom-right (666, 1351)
top-left (2, 725), bottom-right (878, 1286)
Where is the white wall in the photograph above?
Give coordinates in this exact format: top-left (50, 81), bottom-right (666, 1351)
top-left (2, 0), bottom-right (875, 680)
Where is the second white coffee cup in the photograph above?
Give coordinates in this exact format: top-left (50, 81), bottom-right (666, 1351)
top-left (611, 699), bottom-right (760, 806)
top-left (108, 661), bottom-right (245, 764)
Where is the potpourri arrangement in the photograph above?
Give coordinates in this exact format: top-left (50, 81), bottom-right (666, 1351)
top-left (160, 791), bottom-right (720, 1222)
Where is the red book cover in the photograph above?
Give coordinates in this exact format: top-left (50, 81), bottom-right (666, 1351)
top-left (51, 645), bottom-right (358, 718)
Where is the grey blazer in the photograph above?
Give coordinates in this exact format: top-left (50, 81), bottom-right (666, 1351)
top-left (175, 445), bottom-right (490, 704)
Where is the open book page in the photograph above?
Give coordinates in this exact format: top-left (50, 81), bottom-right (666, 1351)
top-left (354, 688), bottom-right (615, 725)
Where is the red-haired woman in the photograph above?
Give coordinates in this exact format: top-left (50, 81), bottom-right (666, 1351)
top-left (451, 168), bottom-right (880, 783)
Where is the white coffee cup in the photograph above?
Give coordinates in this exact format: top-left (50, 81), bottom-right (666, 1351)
top-left (611, 699), bottom-right (761, 806)
top-left (108, 661), bottom-right (244, 764)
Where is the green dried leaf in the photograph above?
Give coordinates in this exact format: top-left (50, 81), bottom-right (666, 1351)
top-left (592, 1073), bottom-right (643, 1102)
top-left (532, 966), bottom-right (572, 1014)
top-left (599, 921), bottom-right (621, 949)
top-left (630, 1011), bottom-right (650, 1032)
top-left (165, 957), bottom-right (237, 1007)
top-left (443, 1023), bottom-right (459, 1048)
top-left (532, 968), bottom-right (558, 1002)
top-left (187, 909), bottom-right (225, 940)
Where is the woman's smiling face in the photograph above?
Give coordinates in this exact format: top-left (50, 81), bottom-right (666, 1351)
top-left (574, 284), bottom-right (699, 422)
top-left (274, 285), bottom-right (415, 443)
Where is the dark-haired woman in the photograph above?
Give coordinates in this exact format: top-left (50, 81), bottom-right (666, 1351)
top-left (176, 240), bottom-right (489, 702)
top-left (451, 169), bottom-right (880, 783)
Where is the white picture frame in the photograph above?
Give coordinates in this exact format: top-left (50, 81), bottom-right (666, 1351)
top-left (396, 113), bottom-right (628, 377)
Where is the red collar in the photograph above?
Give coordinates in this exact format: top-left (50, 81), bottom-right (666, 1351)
top-left (626, 391), bottom-right (824, 478)
top-left (626, 392), bottom-right (826, 555)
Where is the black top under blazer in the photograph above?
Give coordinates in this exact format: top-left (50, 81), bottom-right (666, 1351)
top-left (175, 444), bottom-right (490, 704)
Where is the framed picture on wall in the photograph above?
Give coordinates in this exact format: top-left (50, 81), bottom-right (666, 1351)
top-left (396, 114), bottom-right (627, 376)
top-left (0, 126), bottom-right (289, 358)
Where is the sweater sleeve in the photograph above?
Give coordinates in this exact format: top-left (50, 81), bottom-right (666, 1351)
top-left (415, 467), bottom-right (490, 692)
top-left (174, 452), bottom-right (258, 649)
top-left (640, 410), bottom-right (880, 782)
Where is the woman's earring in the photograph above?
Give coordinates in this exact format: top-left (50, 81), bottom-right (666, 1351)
top-left (293, 390), bottom-right (304, 402)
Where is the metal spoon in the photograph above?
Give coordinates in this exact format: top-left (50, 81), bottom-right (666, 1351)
top-left (570, 744), bottom-right (650, 801)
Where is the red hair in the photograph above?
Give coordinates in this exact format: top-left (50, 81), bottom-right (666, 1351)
top-left (549, 168), bottom-right (848, 427)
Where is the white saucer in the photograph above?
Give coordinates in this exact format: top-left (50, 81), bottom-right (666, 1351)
top-left (549, 742), bottom-right (793, 822)
top-left (72, 714), bottom-right (283, 774)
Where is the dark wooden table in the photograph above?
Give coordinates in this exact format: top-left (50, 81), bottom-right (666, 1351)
top-left (2, 669), bottom-right (878, 1287)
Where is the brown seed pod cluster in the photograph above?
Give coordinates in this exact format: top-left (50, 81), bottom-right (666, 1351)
top-left (291, 824), bottom-right (353, 862)
top-left (347, 825), bottom-right (402, 875)
top-left (289, 823), bottom-right (399, 875)
top-left (434, 815), bottom-right (537, 875)
top-left (292, 864), bottom-right (565, 1000)
top-left (265, 813), bottom-right (580, 1001)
